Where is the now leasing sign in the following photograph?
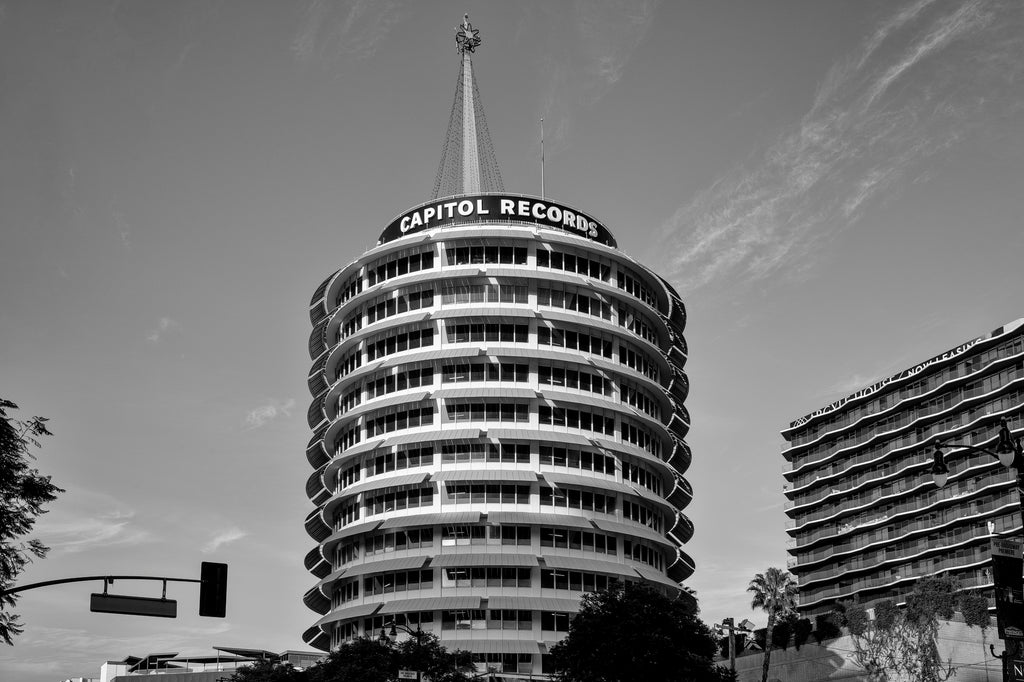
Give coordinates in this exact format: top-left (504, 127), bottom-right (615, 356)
top-left (379, 194), bottom-right (617, 248)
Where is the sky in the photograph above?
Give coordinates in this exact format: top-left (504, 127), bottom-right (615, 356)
top-left (1, 0), bottom-right (1023, 679)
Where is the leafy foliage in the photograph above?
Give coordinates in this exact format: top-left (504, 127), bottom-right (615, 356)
top-left (0, 399), bottom-right (63, 645)
top-left (841, 575), bottom-right (990, 682)
top-left (813, 612), bottom-right (842, 643)
top-left (233, 633), bottom-right (474, 682)
top-left (549, 582), bottom-right (732, 682)
top-left (231, 660), bottom-right (304, 682)
top-left (792, 617), bottom-right (813, 650)
top-left (747, 567), bottom-right (797, 682)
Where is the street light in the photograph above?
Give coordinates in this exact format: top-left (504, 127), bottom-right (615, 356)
top-left (379, 620), bottom-right (426, 682)
top-left (929, 418), bottom-right (1023, 489)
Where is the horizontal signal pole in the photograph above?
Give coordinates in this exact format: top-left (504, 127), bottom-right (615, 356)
top-left (0, 575), bottom-right (200, 596)
top-left (2, 562), bottom-right (228, 618)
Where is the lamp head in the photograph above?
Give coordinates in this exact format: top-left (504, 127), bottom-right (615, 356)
top-left (389, 622), bottom-right (398, 638)
top-left (996, 419), bottom-right (1015, 454)
top-left (931, 444), bottom-right (949, 488)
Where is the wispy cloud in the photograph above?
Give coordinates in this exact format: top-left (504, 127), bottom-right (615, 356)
top-left (244, 397), bottom-right (296, 430)
top-left (202, 526), bottom-right (247, 554)
top-left (534, 0), bottom-right (659, 151)
top-left (656, 0), bottom-right (1024, 292)
top-left (146, 316), bottom-right (180, 343)
top-left (292, 0), bottom-right (410, 67)
top-left (35, 490), bottom-right (152, 554)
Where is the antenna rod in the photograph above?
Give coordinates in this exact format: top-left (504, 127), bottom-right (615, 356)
top-left (540, 118), bottom-right (545, 199)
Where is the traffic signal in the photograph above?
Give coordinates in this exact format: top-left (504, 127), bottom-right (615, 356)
top-left (199, 562), bottom-right (228, 617)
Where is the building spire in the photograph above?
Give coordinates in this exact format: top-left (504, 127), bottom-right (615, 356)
top-left (432, 14), bottom-right (503, 199)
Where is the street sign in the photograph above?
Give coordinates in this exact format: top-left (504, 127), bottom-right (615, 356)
top-left (991, 539), bottom-right (1024, 640)
top-left (1004, 657), bottom-right (1024, 682)
top-left (398, 671), bottom-right (418, 680)
top-left (90, 593), bottom-right (177, 618)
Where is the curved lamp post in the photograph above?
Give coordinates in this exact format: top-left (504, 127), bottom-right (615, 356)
top-left (929, 419), bottom-right (1022, 489)
top-left (379, 620), bottom-right (426, 682)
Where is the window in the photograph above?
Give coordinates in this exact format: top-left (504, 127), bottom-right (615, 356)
top-left (541, 611), bottom-right (572, 631)
top-left (440, 442), bottom-right (530, 463)
top-left (367, 250), bottom-right (435, 286)
top-left (446, 244), bottom-right (527, 265)
top-left (445, 323), bottom-right (528, 344)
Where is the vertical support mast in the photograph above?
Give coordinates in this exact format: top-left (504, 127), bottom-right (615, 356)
top-left (460, 16), bottom-right (481, 194)
top-left (433, 14), bottom-right (502, 200)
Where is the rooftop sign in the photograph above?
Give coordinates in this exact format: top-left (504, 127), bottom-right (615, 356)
top-left (788, 335), bottom-right (986, 429)
top-left (379, 194), bottom-right (617, 248)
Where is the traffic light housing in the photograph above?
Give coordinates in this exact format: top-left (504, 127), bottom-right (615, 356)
top-left (199, 562), bottom-right (227, 617)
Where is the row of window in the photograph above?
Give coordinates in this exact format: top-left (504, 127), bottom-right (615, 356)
top-left (788, 335), bottom-right (1024, 446)
top-left (445, 484), bottom-right (531, 505)
top-left (621, 384), bottom-right (661, 419)
top-left (335, 442), bottom-right (665, 493)
top-left (445, 322), bottom-right (529, 344)
top-left (367, 250), bottom-right (435, 286)
top-left (440, 283), bottom-right (528, 305)
top-left (440, 442), bottom-right (530, 464)
top-left (539, 364), bottom-right (611, 396)
top-left (444, 567), bottom-right (532, 588)
top-left (538, 405), bottom-right (616, 435)
top-left (442, 361), bottom-right (528, 383)
top-left (365, 488), bottom-right (433, 515)
top-left (338, 524), bottom-right (660, 569)
top-left (338, 321), bottom-right (664, 385)
top-left (446, 245), bottom-right (526, 266)
top-left (365, 327), bottom-right (434, 362)
top-left (541, 486), bottom-right (616, 513)
top-left (366, 288), bottom-right (433, 324)
top-left (446, 402), bottom-right (530, 423)
top-left (791, 362), bottom-right (1024, 468)
top-left (617, 267), bottom-right (658, 308)
top-left (538, 287), bottom-right (612, 320)
top-left (366, 404), bottom-right (433, 437)
top-left (536, 248), bottom-right (611, 281)
top-left (790, 390), bottom-right (1024, 489)
top-left (539, 446), bottom-right (616, 475)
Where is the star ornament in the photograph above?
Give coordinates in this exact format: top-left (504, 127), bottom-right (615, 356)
top-left (455, 17), bottom-right (481, 54)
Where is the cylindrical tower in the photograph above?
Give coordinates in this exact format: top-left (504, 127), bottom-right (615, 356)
top-left (302, 17), bottom-right (693, 680)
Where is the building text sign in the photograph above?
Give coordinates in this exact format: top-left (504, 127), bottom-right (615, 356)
top-left (790, 337), bottom-right (985, 428)
top-left (379, 194), bottom-right (617, 248)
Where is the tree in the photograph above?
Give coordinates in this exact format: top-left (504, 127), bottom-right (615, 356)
top-left (306, 637), bottom-right (394, 682)
top-left (297, 632), bottom-right (474, 682)
top-left (549, 582), bottom-right (733, 682)
top-left (392, 632), bottom-right (474, 682)
top-left (747, 567), bottom-right (797, 682)
top-left (841, 575), bottom-right (991, 682)
top-left (0, 399), bottom-right (63, 645)
top-left (231, 659), bottom-right (305, 682)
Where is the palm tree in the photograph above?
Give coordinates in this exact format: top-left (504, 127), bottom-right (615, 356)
top-left (748, 567), bottom-right (797, 682)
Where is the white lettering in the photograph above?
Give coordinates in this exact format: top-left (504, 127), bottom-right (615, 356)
top-left (422, 207), bottom-right (436, 223)
top-left (562, 210), bottom-right (577, 229)
top-left (546, 205), bottom-right (562, 223)
top-left (500, 199), bottom-right (515, 215)
top-left (409, 212), bottom-right (423, 229)
top-left (476, 199), bottom-right (490, 215)
top-left (400, 216), bottom-right (411, 232)
top-left (444, 202), bottom-right (459, 218)
top-left (532, 202), bottom-right (547, 220)
top-left (518, 200), bottom-right (530, 216)
top-left (458, 200), bottom-right (473, 216)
